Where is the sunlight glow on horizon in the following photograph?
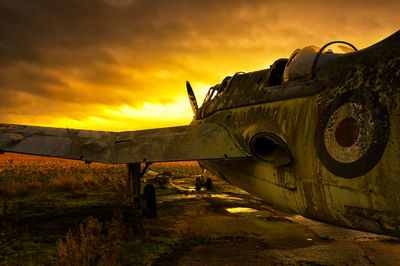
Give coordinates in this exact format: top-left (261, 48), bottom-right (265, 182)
top-left (1, 0), bottom-right (398, 132)
top-left (45, 78), bottom-right (223, 131)
top-left (49, 96), bottom-right (199, 131)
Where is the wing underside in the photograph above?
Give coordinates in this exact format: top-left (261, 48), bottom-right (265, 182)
top-left (0, 123), bottom-right (249, 164)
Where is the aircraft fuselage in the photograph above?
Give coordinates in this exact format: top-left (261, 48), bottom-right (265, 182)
top-left (196, 31), bottom-right (400, 236)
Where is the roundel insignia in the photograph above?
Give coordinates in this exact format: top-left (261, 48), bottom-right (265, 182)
top-left (315, 90), bottom-right (390, 178)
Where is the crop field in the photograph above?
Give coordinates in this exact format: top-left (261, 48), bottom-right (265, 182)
top-left (0, 153), bottom-right (212, 265)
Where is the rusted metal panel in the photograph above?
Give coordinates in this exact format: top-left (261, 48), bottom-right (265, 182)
top-left (114, 123), bottom-right (250, 163)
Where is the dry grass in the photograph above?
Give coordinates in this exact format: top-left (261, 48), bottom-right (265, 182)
top-left (0, 176), bottom-right (101, 197)
top-left (0, 153), bottom-right (207, 265)
top-left (156, 161), bottom-right (199, 167)
top-left (0, 153), bottom-right (206, 198)
top-left (0, 153), bottom-right (124, 197)
top-left (0, 153), bottom-right (126, 184)
top-left (0, 176), bottom-right (86, 197)
top-left (53, 211), bottom-right (141, 266)
top-left (48, 176), bottom-right (85, 192)
top-left (0, 180), bottom-right (43, 197)
top-left (83, 175), bottom-right (100, 187)
top-left (106, 209), bottom-right (128, 241)
top-left (55, 217), bottom-right (117, 266)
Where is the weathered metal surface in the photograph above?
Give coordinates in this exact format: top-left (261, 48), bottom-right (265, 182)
top-left (0, 123), bottom-right (250, 164)
top-left (197, 73), bottom-right (324, 119)
top-left (198, 30), bottom-right (400, 236)
top-left (0, 124), bottom-right (115, 163)
top-left (114, 123), bottom-right (249, 163)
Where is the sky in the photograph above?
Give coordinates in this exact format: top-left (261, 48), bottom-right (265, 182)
top-left (0, 0), bottom-right (399, 131)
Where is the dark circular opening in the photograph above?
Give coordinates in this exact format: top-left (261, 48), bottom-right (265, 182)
top-left (252, 136), bottom-right (276, 157)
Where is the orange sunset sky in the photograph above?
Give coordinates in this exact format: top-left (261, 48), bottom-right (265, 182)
top-left (0, 0), bottom-right (399, 131)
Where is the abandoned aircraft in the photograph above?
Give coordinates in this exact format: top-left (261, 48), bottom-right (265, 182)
top-left (1, 31), bottom-right (399, 236)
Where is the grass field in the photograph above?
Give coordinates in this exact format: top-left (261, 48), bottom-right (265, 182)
top-left (0, 153), bottom-right (202, 197)
top-left (0, 153), bottom-right (210, 265)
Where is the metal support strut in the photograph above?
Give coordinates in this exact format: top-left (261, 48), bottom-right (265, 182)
top-left (127, 163), bottom-right (156, 217)
top-left (127, 163), bottom-right (142, 207)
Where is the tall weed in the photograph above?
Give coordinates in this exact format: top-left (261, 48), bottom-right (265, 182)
top-left (54, 217), bottom-right (117, 266)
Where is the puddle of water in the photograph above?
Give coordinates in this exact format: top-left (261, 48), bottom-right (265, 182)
top-left (159, 194), bottom-right (200, 202)
top-left (211, 194), bottom-right (244, 201)
top-left (226, 207), bottom-right (258, 213)
top-left (168, 181), bottom-right (196, 192)
top-left (158, 193), bottom-right (244, 202)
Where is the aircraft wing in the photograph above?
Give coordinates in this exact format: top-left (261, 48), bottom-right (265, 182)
top-left (0, 123), bottom-right (250, 164)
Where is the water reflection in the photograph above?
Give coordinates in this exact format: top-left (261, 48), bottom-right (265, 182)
top-left (159, 193), bottom-right (244, 202)
top-left (226, 207), bottom-right (258, 213)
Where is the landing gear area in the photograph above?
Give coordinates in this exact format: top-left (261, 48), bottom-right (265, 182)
top-left (127, 163), bottom-right (157, 218)
top-left (141, 184), bottom-right (157, 218)
top-left (127, 164), bottom-right (214, 217)
top-left (195, 176), bottom-right (213, 191)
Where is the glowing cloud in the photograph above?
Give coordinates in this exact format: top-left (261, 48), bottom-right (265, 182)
top-left (0, 0), bottom-right (398, 130)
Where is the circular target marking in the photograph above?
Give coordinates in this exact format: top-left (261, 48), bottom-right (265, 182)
top-left (323, 102), bottom-right (374, 164)
top-left (315, 90), bottom-right (390, 178)
top-left (334, 117), bottom-right (359, 147)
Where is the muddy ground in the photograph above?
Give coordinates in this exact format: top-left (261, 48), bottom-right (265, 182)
top-left (154, 177), bottom-right (400, 265)
top-left (2, 175), bottom-right (400, 265)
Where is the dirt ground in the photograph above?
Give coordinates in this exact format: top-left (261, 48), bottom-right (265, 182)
top-left (153, 177), bottom-right (400, 265)
top-left (2, 174), bottom-right (400, 265)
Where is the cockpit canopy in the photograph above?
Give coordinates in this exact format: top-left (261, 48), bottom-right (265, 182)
top-left (283, 45), bottom-right (338, 82)
top-left (283, 41), bottom-right (357, 83)
top-left (201, 41), bottom-right (357, 106)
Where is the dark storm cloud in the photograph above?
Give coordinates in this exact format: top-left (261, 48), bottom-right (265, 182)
top-left (0, 0), bottom-right (270, 112)
top-left (0, 0), bottom-right (398, 128)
